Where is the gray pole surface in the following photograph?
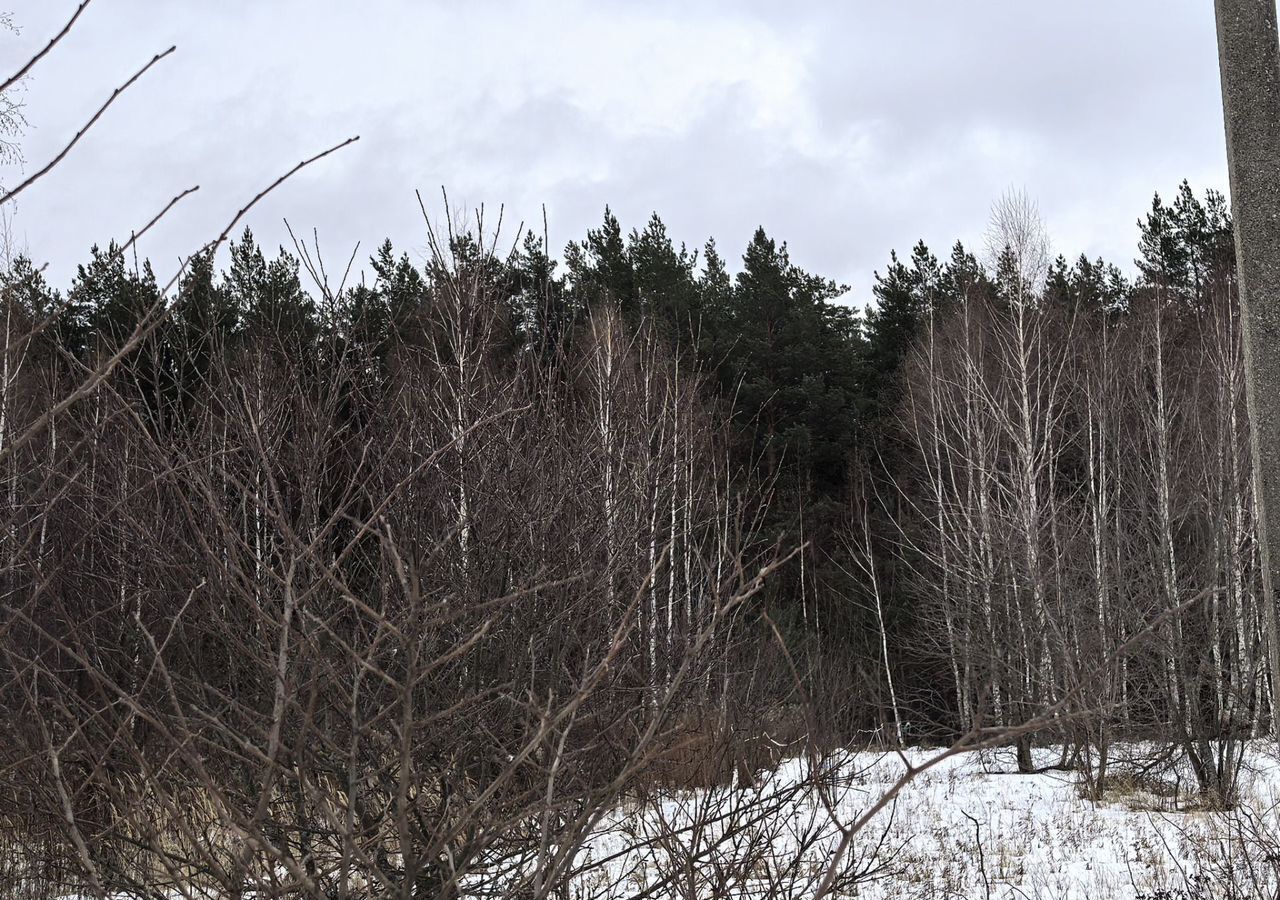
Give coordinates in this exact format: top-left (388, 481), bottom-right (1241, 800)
top-left (1215, 0), bottom-right (1280, 734)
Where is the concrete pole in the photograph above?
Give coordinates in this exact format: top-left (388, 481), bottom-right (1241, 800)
top-left (1215, 0), bottom-right (1280, 735)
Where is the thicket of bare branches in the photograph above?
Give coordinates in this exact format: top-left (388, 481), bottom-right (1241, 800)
top-left (0, 215), bottom-right (823, 897)
top-left (901, 191), bottom-right (1258, 800)
top-left (0, 8), bottom-right (797, 896)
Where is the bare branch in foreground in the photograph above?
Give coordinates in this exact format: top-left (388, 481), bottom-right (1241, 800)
top-left (0, 45), bottom-right (176, 207)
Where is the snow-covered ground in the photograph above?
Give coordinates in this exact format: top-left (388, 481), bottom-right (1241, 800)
top-left (564, 742), bottom-right (1280, 899)
top-left (39, 742), bottom-right (1280, 898)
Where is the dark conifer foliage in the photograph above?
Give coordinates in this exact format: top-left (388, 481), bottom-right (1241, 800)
top-left (1136, 180), bottom-right (1234, 304)
top-left (713, 227), bottom-right (859, 492)
top-left (861, 242), bottom-right (943, 427)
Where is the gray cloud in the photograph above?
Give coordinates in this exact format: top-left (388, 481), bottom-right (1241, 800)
top-left (3, 0), bottom-right (1235, 299)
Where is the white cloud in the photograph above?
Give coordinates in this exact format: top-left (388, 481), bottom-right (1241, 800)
top-left (2, 0), bottom-right (1235, 298)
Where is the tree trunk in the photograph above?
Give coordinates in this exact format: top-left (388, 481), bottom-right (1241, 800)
top-left (1215, 0), bottom-right (1280, 739)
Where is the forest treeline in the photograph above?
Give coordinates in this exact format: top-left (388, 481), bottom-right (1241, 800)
top-left (0, 177), bottom-right (1265, 894)
top-left (0, 182), bottom-right (1250, 728)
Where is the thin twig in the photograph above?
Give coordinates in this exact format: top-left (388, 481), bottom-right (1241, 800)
top-left (192, 136), bottom-right (359, 261)
top-left (0, 0), bottom-right (92, 94)
top-left (118, 185), bottom-right (200, 258)
top-left (0, 45), bottom-right (176, 207)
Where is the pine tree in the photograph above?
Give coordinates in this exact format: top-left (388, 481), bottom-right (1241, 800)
top-left (724, 227), bottom-right (859, 492)
top-left (860, 241), bottom-right (940, 425)
top-left (172, 251), bottom-right (236, 422)
top-left (4, 256), bottom-right (73, 355)
top-left (228, 229), bottom-right (317, 349)
top-left (70, 243), bottom-right (176, 430)
top-left (565, 207), bottom-right (636, 316)
top-left (1136, 182), bottom-right (1234, 305)
top-left (629, 212), bottom-right (699, 343)
top-left (346, 239), bottom-right (426, 366)
top-left (509, 230), bottom-right (574, 362)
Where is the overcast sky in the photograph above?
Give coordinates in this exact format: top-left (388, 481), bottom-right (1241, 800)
top-left (3, 0), bottom-right (1233, 302)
